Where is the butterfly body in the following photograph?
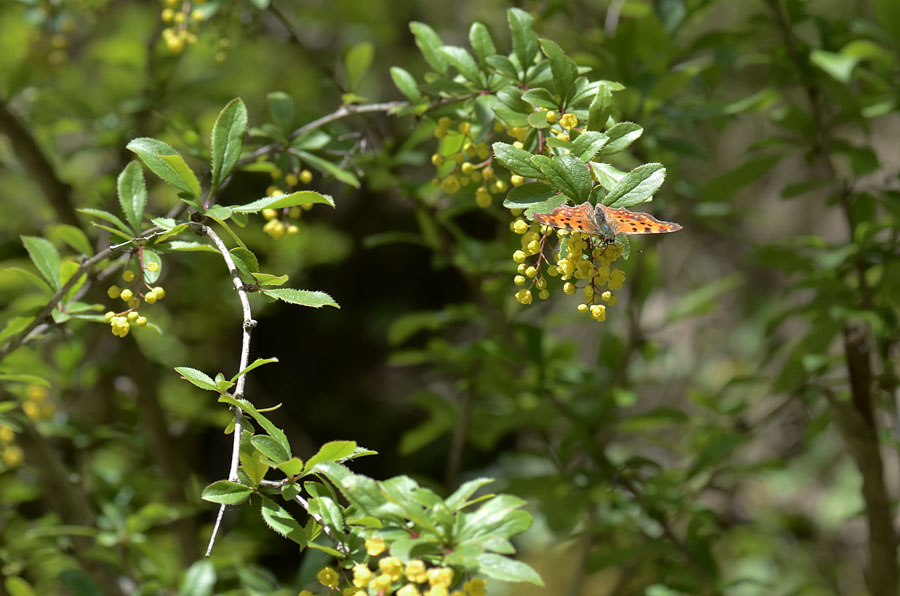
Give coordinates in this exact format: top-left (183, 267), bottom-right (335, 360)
top-left (534, 201), bottom-right (682, 243)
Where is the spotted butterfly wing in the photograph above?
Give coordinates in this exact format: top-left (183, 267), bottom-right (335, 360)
top-left (597, 205), bottom-right (682, 236)
top-left (533, 202), bottom-right (601, 234)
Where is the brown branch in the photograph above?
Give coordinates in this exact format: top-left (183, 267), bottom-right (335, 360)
top-left (767, 2), bottom-right (898, 594)
top-left (0, 98), bottom-right (80, 227)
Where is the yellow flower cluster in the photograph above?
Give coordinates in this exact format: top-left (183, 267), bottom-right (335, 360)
top-left (431, 117), bottom-right (508, 208)
top-left (261, 182), bottom-right (315, 239)
top-left (2, 384), bottom-right (56, 468)
top-left (160, 0), bottom-right (207, 54)
top-left (104, 266), bottom-right (165, 338)
top-left (301, 537), bottom-right (485, 595)
top-left (510, 219), bottom-right (626, 321)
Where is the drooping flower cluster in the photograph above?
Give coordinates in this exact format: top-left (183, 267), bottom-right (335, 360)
top-left (298, 537), bottom-right (489, 596)
top-left (430, 116), bottom-right (528, 209)
top-left (511, 217), bottom-right (626, 322)
top-left (260, 171), bottom-right (316, 239)
top-left (104, 256), bottom-right (165, 338)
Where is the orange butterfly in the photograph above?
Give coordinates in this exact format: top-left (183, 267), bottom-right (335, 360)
top-left (534, 202), bottom-right (682, 244)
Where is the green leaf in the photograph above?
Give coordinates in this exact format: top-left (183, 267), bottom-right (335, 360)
top-left (159, 154), bottom-right (202, 199)
top-left (389, 67), bottom-right (422, 103)
top-left (21, 236), bottom-right (61, 291)
top-left (468, 22), bottom-right (497, 64)
top-left (589, 162), bottom-right (626, 191)
top-left (142, 249), bottom-right (162, 284)
top-left (409, 22), bottom-right (448, 76)
top-left (230, 247), bottom-right (259, 275)
top-left (252, 435), bottom-right (290, 464)
top-left (597, 122), bottom-right (643, 155)
top-left (251, 272), bottom-right (289, 287)
top-left (127, 138), bottom-right (201, 198)
top-left (531, 154), bottom-right (591, 202)
top-left (700, 154), bottom-right (781, 202)
top-left (446, 477), bottom-right (494, 510)
top-left (230, 190), bottom-right (335, 213)
top-left (231, 357), bottom-right (279, 382)
top-left (295, 150), bottom-right (360, 188)
top-left (240, 441), bottom-right (269, 487)
top-left (164, 241), bottom-right (217, 253)
top-left (508, 8), bottom-right (539, 74)
top-left (210, 98), bottom-right (249, 188)
top-left (304, 440), bottom-right (358, 475)
top-left (309, 496), bottom-right (345, 538)
top-left (486, 55), bottom-right (520, 80)
top-left (260, 496), bottom-right (308, 547)
top-left (201, 480), bottom-right (252, 505)
top-left (540, 38), bottom-right (577, 100)
top-left (476, 553), bottom-right (543, 585)
top-left (5, 577), bottom-right (37, 596)
top-left (521, 88), bottom-right (557, 110)
top-left (502, 183), bottom-right (557, 209)
top-left (570, 131), bottom-right (608, 162)
top-left (47, 224), bottom-right (93, 256)
top-left (262, 288), bottom-right (340, 309)
top-left (174, 367), bottom-right (218, 391)
top-left (178, 560), bottom-right (216, 596)
top-left (219, 394), bottom-right (291, 457)
top-left (277, 457), bottom-right (304, 476)
top-left (4, 266), bottom-right (52, 294)
top-left (665, 274), bottom-right (744, 323)
top-left (810, 49), bottom-right (858, 83)
top-left (496, 87), bottom-right (533, 114)
top-left (492, 142), bottom-right (544, 178)
top-left (439, 46), bottom-right (482, 85)
top-left (345, 43), bottom-right (374, 91)
top-left (79, 208), bottom-right (133, 235)
top-left (0, 373), bottom-right (51, 387)
top-left (267, 91), bottom-right (294, 131)
top-left (117, 161), bottom-right (148, 232)
top-left (604, 163), bottom-right (666, 208)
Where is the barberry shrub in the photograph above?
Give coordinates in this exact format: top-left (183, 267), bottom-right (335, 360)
top-left (3, 1), bottom-right (897, 596)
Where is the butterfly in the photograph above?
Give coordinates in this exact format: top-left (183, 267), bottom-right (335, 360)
top-left (533, 201), bottom-right (682, 244)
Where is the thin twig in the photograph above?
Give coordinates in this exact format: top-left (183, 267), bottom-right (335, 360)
top-left (0, 234), bottom-right (158, 364)
top-left (198, 222), bottom-right (257, 557)
top-left (238, 101), bottom-right (409, 166)
top-left (259, 479), bottom-right (348, 553)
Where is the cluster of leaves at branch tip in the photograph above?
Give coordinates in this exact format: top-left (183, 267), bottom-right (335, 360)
top-left (392, 8), bottom-right (669, 321)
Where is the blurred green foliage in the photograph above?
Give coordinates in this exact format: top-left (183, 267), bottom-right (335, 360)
top-left (0, 0), bottom-right (898, 595)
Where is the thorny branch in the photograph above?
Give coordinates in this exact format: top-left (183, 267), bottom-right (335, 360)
top-left (196, 222), bottom-right (258, 557)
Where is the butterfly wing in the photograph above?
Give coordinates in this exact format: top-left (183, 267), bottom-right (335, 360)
top-left (534, 202), bottom-right (601, 234)
top-left (598, 205), bottom-right (682, 236)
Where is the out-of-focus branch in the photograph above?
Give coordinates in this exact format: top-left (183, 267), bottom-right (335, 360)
top-left (767, 2), bottom-right (898, 594)
top-left (0, 98), bottom-right (81, 227)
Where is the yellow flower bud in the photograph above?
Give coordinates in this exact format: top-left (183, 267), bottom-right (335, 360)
top-left (147, 261), bottom-right (159, 272)
top-left (513, 250), bottom-right (527, 263)
top-left (545, 111), bottom-right (558, 123)
top-left (431, 154), bottom-right (446, 167)
top-left (107, 285), bottom-right (121, 299)
top-left (123, 270), bottom-right (135, 282)
top-left (513, 275), bottom-right (526, 286)
top-left (120, 289), bottom-right (133, 302)
top-left (525, 266), bottom-right (537, 278)
top-left (515, 289), bottom-right (533, 305)
top-left (317, 566), bottom-right (339, 588)
top-left (299, 169), bottom-right (313, 184)
top-left (458, 121), bottom-right (471, 134)
top-left (563, 282), bottom-right (576, 295)
top-left (512, 219), bottom-right (529, 235)
top-left (365, 536), bottom-right (386, 556)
